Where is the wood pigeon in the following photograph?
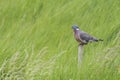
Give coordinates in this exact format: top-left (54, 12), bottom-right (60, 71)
top-left (72, 25), bottom-right (103, 45)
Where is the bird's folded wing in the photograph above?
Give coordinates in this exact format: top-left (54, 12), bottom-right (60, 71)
top-left (79, 32), bottom-right (93, 43)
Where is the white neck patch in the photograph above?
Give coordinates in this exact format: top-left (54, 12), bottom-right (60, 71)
top-left (76, 28), bottom-right (79, 30)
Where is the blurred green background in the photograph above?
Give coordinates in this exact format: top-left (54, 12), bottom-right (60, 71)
top-left (0, 0), bottom-right (120, 80)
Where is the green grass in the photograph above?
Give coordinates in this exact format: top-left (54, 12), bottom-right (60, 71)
top-left (0, 0), bottom-right (120, 80)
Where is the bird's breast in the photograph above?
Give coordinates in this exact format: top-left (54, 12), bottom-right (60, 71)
top-left (74, 32), bottom-right (81, 42)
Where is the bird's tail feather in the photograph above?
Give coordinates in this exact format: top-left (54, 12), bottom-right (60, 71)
top-left (98, 39), bottom-right (103, 41)
top-left (93, 39), bottom-right (103, 42)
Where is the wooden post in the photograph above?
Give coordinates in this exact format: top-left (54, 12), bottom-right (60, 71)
top-left (78, 44), bottom-right (84, 66)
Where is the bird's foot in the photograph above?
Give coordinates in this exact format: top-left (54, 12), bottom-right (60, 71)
top-left (79, 43), bottom-right (84, 46)
top-left (79, 43), bottom-right (87, 46)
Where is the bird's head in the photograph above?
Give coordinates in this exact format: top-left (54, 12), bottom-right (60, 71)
top-left (72, 25), bottom-right (80, 30)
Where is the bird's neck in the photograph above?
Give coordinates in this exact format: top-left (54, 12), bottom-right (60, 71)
top-left (74, 29), bottom-right (80, 34)
top-left (76, 28), bottom-right (79, 30)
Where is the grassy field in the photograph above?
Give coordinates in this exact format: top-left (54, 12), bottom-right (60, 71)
top-left (0, 0), bottom-right (120, 80)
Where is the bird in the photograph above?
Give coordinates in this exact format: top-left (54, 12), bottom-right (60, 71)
top-left (72, 25), bottom-right (103, 45)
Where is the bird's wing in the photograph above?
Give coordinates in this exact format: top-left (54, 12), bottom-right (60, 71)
top-left (79, 31), bottom-right (94, 43)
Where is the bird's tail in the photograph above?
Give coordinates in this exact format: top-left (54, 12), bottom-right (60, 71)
top-left (93, 38), bottom-right (103, 42)
top-left (98, 39), bottom-right (103, 41)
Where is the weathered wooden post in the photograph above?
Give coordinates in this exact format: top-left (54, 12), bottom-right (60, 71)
top-left (78, 45), bottom-right (83, 66)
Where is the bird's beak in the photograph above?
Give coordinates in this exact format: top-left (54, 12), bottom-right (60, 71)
top-left (72, 26), bottom-right (76, 30)
top-left (72, 26), bottom-right (74, 29)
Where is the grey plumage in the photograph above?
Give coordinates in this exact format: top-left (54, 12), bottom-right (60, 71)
top-left (72, 25), bottom-right (103, 45)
